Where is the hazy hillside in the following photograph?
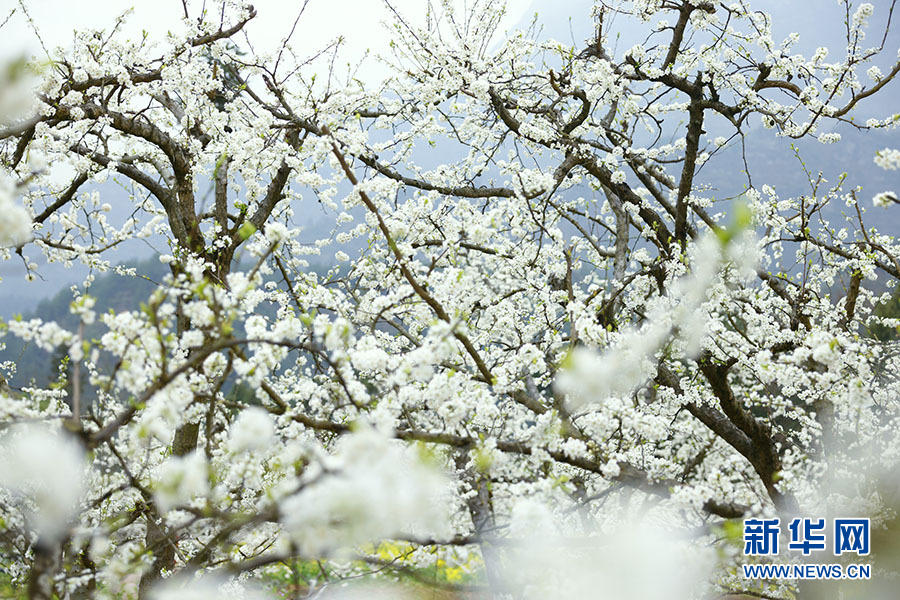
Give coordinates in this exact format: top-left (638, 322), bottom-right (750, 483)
top-left (0, 255), bottom-right (336, 392)
top-left (0, 256), bottom-right (169, 390)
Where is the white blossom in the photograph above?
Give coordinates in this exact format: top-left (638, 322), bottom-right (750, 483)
top-left (154, 450), bottom-right (209, 512)
top-left (280, 428), bottom-right (450, 555)
top-left (228, 406), bottom-right (276, 453)
top-left (873, 191), bottom-right (898, 207)
top-left (0, 426), bottom-right (85, 540)
top-left (0, 175), bottom-right (32, 248)
top-left (875, 148), bottom-right (900, 170)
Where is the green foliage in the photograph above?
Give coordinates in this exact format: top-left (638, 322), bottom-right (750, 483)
top-left (0, 571), bottom-right (26, 599)
top-left (0, 256), bottom-right (167, 388)
top-left (261, 543), bottom-right (482, 599)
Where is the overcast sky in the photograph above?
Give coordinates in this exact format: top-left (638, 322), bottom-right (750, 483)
top-left (5, 0), bottom-right (899, 81)
top-left (5, 0), bottom-right (896, 103)
top-left (2, 0), bottom-right (535, 73)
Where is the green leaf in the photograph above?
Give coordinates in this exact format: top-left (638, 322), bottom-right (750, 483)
top-left (238, 222), bottom-right (257, 241)
top-left (716, 201), bottom-right (752, 246)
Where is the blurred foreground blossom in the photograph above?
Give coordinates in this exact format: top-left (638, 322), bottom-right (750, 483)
top-left (0, 174), bottom-right (32, 248)
top-left (280, 427), bottom-right (451, 556)
top-left (556, 231), bottom-right (756, 410)
top-left (153, 450), bottom-right (210, 513)
top-left (873, 191), bottom-right (898, 207)
top-left (0, 425), bottom-right (85, 541)
top-left (874, 148), bottom-right (900, 171)
top-left (0, 58), bottom-right (35, 248)
top-left (0, 58), bottom-right (37, 126)
top-left (501, 499), bottom-right (714, 600)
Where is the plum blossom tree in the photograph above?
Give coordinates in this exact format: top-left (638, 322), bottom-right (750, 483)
top-left (1, 0), bottom-right (900, 598)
